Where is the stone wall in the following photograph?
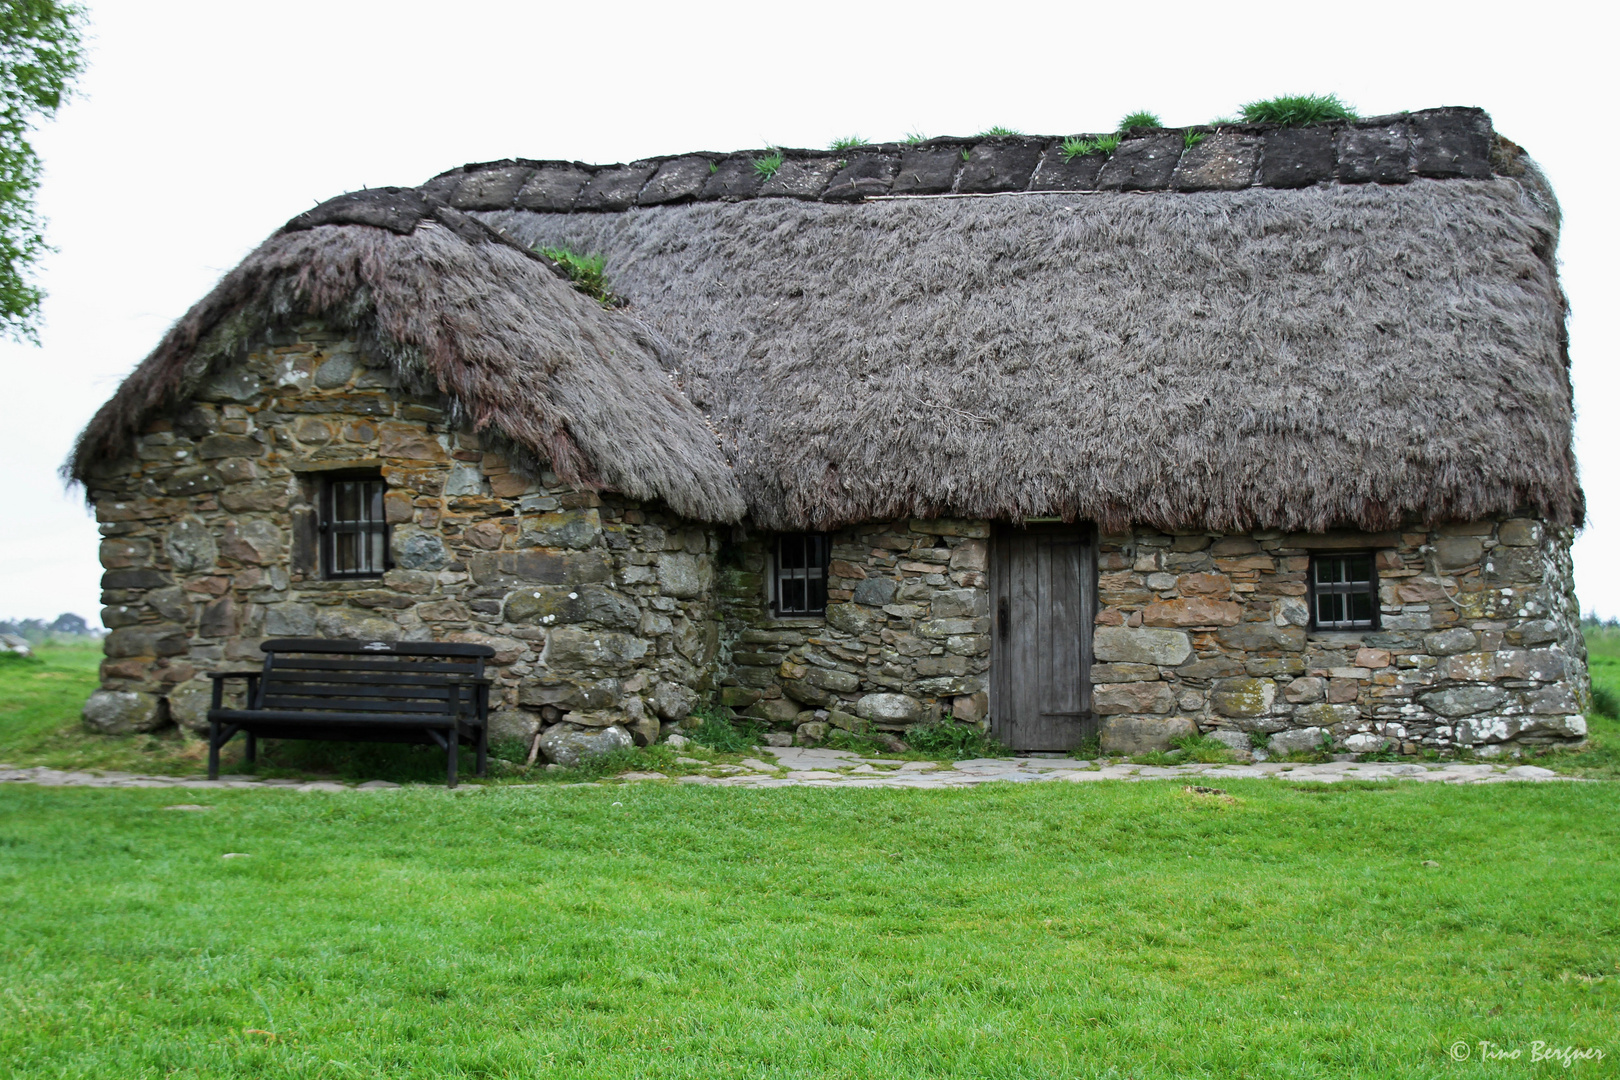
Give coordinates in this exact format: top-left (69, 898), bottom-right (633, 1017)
top-left (716, 519), bottom-right (992, 744)
top-left (714, 516), bottom-right (1587, 756)
top-left (1092, 520), bottom-right (1588, 756)
top-left (83, 323), bottom-right (723, 758)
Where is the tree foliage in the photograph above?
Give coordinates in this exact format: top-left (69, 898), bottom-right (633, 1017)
top-left (0, 613), bottom-right (92, 640)
top-left (0, 0), bottom-right (85, 343)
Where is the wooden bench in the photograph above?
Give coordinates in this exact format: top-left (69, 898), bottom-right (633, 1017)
top-left (206, 638), bottom-right (495, 787)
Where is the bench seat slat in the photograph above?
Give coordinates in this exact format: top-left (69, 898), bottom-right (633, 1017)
top-left (260, 696), bottom-right (457, 714)
top-left (260, 697), bottom-right (454, 711)
top-left (211, 708), bottom-right (468, 727)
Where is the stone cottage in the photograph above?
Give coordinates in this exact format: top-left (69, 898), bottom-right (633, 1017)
top-left (69, 107), bottom-right (1590, 759)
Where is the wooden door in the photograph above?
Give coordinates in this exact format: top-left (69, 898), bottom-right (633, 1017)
top-left (990, 524), bottom-right (1095, 751)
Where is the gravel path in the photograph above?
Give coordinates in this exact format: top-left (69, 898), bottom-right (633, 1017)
top-left (0, 749), bottom-right (1580, 792)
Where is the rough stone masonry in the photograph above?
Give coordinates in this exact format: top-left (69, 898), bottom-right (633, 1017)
top-left (710, 518), bottom-right (1587, 757)
top-left (84, 326), bottom-right (726, 758)
top-left (1085, 523), bottom-right (1587, 756)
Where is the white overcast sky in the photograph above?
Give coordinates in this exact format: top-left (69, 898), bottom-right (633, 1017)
top-left (1, 0), bottom-right (1614, 625)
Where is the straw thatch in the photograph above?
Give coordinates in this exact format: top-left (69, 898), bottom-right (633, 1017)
top-left (68, 198), bottom-right (747, 523)
top-left (486, 176), bottom-right (1579, 532)
top-left (72, 157), bottom-right (1578, 534)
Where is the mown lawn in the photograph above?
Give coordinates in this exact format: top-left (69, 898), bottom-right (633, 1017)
top-left (0, 779), bottom-right (1615, 1079)
top-left (1, 635), bottom-right (1617, 1076)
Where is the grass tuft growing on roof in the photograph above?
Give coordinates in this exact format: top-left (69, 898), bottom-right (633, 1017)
top-left (1060, 133), bottom-right (1120, 160)
top-left (1117, 110), bottom-right (1162, 132)
top-left (828, 135), bottom-right (866, 152)
top-left (1183, 129), bottom-right (1206, 150)
top-left (1240, 93), bottom-right (1358, 125)
top-left (974, 125), bottom-right (1023, 138)
top-left (537, 246), bottom-right (620, 308)
top-left (903, 131), bottom-right (928, 145)
top-left (752, 150), bottom-right (784, 182)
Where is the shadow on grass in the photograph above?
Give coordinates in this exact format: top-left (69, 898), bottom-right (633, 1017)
top-left (236, 738), bottom-right (461, 785)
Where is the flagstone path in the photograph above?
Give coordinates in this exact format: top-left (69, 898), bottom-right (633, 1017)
top-left (0, 749), bottom-right (1578, 792)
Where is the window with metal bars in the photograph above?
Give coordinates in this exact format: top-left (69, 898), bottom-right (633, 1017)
top-left (773, 533), bottom-right (829, 616)
top-left (320, 473), bottom-right (390, 579)
top-left (1309, 552), bottom-right (1378, 630)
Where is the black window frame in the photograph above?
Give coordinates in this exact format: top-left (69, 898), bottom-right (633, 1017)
top-left (1308, 551), bottom-right (1379, 631)
top-left (771, 533), bottom-right (829, 617)
top-left (319, 471), bottom-right (392, 580)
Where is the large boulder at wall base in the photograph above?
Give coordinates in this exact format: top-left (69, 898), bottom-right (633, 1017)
top-left (82, 690), bottom-right (167, 734)
top-left (487, 708), bottom-right (542, 745)
top-left (651, 681), bottom-right (696, 722)
top-left (854, 693), bottom-right (923, 724)
top-left (537, 723), bottom-right (633, 768)
top-left (1098, 715), bottom-right (1197, 755)
top-left (165, 679), bottom-right (215, 734)
top-left (1267, 727), bottom-right (1329, 755)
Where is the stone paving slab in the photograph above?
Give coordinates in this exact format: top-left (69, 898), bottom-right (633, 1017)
top-left (0, 757), bottom-right (1589, 793)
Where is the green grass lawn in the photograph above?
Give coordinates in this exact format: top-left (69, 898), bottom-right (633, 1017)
top-left (0, 780), bottom-right (1615, 1078)
top-left (1587, 623), bottom-right (1619, 711)
top-left (0, 642), bottom-right (117, 766)
top-left (0, 636), bottom-right (1617, 1076)
top-left (1568, 625), bottom-right (1620, 779)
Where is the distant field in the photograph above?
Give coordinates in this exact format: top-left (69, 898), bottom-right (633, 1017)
top-left (1587, 623), bottom-right (1619, 700)
top-left (1580, 625), bottom-right (1620, 778)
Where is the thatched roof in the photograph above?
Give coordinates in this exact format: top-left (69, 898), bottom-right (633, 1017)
top-left (68, 195), bottom-right (747, 522)
top-left (72, 108), bottom-right (1581, 532)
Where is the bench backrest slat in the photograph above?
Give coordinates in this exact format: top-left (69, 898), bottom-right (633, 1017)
top-left (273, 658), bottom-right (488, 676)
top-left (260, 671), bottom-right (470, 689)
top-left (261, 637), bottom-right (495, 659)
top-left (252, 638), bottom-right (492, 717)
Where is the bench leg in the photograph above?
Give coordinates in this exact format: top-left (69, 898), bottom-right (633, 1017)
top-left (245, 732), bottom-right (257, 766)
top-left (208, 720), bottom-right (220, 781)
top-left (447, 731), bottom-right (459, 789)
top-left (476, 724), bottom-right (488, 778)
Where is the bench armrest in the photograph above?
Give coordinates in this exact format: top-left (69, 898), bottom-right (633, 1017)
top-left (207, 670), bottom-right (261, 712)
top-left (441, 675), bottom-right (492, 722)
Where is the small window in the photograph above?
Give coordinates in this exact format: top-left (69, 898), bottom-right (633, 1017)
top-left (773, 533), bottom-right (828, 616)
top-left (320, 473), bottom-right (390, 579)
top-left (1309, 552), bottom-right (1378, 630)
